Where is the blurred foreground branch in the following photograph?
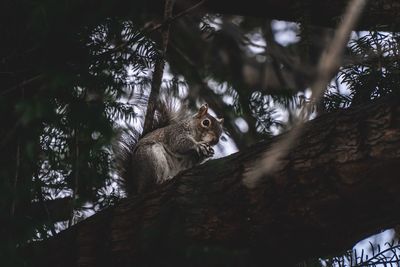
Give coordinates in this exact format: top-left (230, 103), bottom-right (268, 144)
top-left (243, 0), bottom-right (367, 188)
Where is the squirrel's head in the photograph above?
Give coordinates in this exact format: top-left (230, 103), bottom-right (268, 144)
top-left (194, 103), bottom-right (224, 145)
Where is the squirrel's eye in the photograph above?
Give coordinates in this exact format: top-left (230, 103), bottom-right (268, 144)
top-left (202, 119), bottom-right (210, 127)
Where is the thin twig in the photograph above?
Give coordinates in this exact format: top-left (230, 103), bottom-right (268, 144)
top-left (243, 0), bottom-right (368, 188)
top-left (68, 130), bottom-right (80, 227)
top-left (0, 74), bottom-right (43, 97)
top-left (10, 138), bottom-right (21, 217)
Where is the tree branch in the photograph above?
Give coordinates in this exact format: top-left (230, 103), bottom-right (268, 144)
top-left (142, 0), bottom-right (175, 135)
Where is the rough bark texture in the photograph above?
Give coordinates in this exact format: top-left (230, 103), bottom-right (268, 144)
top-left (26, 97), bottom-right (400, 266)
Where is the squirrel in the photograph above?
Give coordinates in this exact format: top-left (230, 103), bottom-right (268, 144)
top-left (115, 102), bottom-right (224, 196)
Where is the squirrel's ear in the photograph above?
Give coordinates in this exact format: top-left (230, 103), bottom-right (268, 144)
top-left (196, 103), bottom-right (208, 118)
top-left (217, 117), bottom-right (224, 124)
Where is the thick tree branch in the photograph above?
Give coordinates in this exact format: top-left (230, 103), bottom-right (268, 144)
top-left (26, 97), bottom-right (400, 266)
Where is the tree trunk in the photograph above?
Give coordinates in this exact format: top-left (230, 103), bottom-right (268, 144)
top-left (25, 97), bottom-right (400, 266)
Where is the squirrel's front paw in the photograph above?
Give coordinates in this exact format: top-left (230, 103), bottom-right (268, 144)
top-left (197, 143), bottom-right (214, 158)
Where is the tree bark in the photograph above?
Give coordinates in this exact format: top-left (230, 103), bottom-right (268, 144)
top-left (25, 97), bottom-right (400, 266)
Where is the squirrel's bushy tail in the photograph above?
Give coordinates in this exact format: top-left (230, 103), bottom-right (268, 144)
top-left (113, 98), bottom-right (188, 195)
top-left (113, 125), bottom-right (140, 196)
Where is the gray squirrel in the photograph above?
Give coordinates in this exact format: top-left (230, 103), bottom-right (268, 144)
top-left (116, 102), bottom-right (224, 195)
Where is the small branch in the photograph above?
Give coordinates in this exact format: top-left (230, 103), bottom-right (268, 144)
top-left (0, 74), bottom-right (43, 97)
top-left (311, 0), bottom-right (367, 102)
top-left (68, 130), bottom-right (80, 227)
top-left (10, 138), bottom-right (21, 217)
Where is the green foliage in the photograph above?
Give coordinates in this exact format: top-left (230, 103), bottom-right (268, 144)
top-left (324, 31), bottom-right (400, 111)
